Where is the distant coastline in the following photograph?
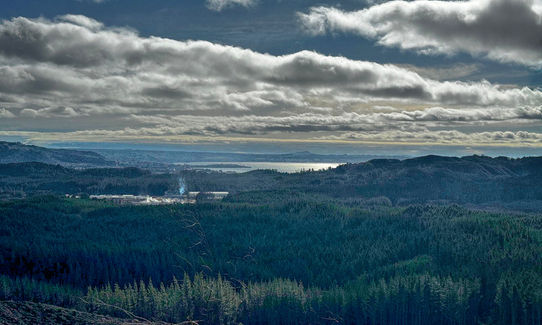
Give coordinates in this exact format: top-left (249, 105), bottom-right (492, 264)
top-left (177, 161), bottom-right (341, 173)
top-left (181, 163), bottom-right (251, 169)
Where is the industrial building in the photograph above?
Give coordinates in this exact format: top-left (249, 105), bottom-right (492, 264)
top-left (89, 192), bottom-right (229, 205)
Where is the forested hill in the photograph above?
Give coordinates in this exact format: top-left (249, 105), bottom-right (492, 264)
top-left (329, 155), bottom-right (542, 204)
top-left (184, 155), bottom-right (542, 207)
top-left (2, 154), bottom-right (542, 208)
top-left (0, 141), bottom-right (112, 167)
top-left (0, 162), bottom-right (176, 199)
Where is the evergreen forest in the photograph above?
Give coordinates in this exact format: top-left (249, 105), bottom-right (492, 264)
top-left (0, 195), bottom-right (540, 324)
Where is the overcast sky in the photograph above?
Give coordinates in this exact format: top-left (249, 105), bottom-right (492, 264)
top-left (1, 0), bottom-right (542, 155)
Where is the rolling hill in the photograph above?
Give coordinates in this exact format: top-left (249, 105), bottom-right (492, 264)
top-left (0, 141), bottom-right (113, 167)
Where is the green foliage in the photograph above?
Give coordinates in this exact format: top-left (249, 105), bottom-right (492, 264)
top-left (0, 162), bottom-right (176, 198)
top-left (0, 197), bottom-right (540, 324)
top-left (0, 275), bottom-right (81, 306)
top-left (83, 273), bottom-right (483, 324)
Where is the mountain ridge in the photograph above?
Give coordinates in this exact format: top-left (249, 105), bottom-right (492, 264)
top-left (0, 142), bottom-right (113, 167)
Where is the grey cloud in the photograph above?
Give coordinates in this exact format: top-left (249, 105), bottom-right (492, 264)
top-left (140, 86), bottom-right (192, 100)
top-left (20, 106), bottom-right (80, 118)
top-left (0, 65), bottom-right (84, 95)
top-left (299, 0), bottom-right (542, 68)
top-left (0, 16), bottom-right (540, 108)
top-left (377, 106), bottom-right (542, 122)
top-left (206, 0), bottom-right (256, 11)
top-left (124, 104), bottom-right (542, 137)
top-left (0, 17), bottom-right (119, 67)
top-left (396, 64), bottom-right (481, 81)
top-left (58, 15), bottom-right (104, 30)
top-left (320, 130), bottom-right (542, 145)
top-left (0, 15), bottom-right (541, 145)
top-left (125, 112), bottom-right (427, 136)
top-left (4, 127), bottom-right (542, 147)
top-left (0, 108), bottom-right (14, 118)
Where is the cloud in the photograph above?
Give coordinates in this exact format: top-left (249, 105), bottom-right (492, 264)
top-left (0, 108), bottom-right (14, 118)
top-left (3, 128), bottom-right (542, 148)
top-left (318, 130), bottom-right (542, 146)
top-left (57, 15), bottom-right (104, 30)
top-left (125, 105), bottom-right (542, 136)
top-left (396, 64), bottom-right (481, 81)
top-left (298, 0), bottom-right (542, 68)
top-left (20, 106), bottom-right (79, 118)
top-left (206, 0), bottom-right (256, 11)
top-left (0, 15), bottom-right (541, 146)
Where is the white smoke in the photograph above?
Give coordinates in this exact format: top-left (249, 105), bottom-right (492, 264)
top-left (178, 177), bottom-right (186, 195)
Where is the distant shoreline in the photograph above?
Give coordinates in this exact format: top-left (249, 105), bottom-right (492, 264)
top-left (181, 163), bottom-right (251, 169)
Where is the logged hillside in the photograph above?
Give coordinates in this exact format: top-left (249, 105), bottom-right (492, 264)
top-left (0, 141), bottom-right (112, 167)
top-left (0, 301), bottom-right (169, 325)
top-left (182, 155), bottom-right (542, 206)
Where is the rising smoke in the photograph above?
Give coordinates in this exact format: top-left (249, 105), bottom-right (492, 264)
top-left (178, 177), bottom-right (186, 196)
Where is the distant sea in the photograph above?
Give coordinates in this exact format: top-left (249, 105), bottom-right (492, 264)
top-left (177, 162), bottom-right (341, 173)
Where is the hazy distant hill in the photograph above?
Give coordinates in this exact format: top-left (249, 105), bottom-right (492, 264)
top-left (0, 141), bottom-right (113, 167)
top-left (93, 148), bottom-right (404, 164)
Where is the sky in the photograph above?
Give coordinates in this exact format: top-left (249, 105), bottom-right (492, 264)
top-left (0, 0), bottom-right (542, 156)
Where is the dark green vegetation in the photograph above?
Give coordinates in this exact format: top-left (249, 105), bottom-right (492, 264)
top-left (0, 162), bottom-right (177, 199)
top-left (0, 196), bottom-right (540, 324)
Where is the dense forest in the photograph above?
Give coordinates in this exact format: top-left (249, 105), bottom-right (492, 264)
top-left (0, 196), bottom-right (540, 324)
top-left (0, 162), bottom-right (177, 199)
